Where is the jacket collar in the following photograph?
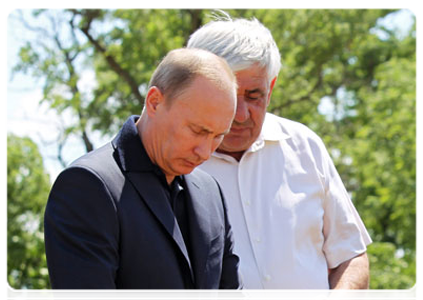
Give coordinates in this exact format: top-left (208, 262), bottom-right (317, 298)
top-left (112, 115), bottom-right (164, 175)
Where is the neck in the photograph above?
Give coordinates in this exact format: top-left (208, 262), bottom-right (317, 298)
top-left (165, 175), bottom-right (175, 185)
top-left (216, 148), bottom-right (245, 162)
top-left (136, 115), bottom-right (175, 185)
top-left (136, 114), bottom-right (150, 154)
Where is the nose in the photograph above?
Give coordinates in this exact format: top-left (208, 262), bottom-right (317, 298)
top-left (234, 97), bottom-right (250, 123)
top-left (193, 138), bottom-right (214, 161)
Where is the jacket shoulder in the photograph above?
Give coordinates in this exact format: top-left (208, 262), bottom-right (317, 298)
top-left (63, 142), bottom-right (125, 204)
top-left (69, 143), bottom-right (114, 169)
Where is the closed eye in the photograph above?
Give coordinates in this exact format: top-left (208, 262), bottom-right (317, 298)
top-left (191, 127), bottom-right (207, 136)
top-left (246, 89), bottom-right (265, 100)
top-left (190, 124), bottom-right (228, 139)
top-left (190, 124), bottom-right (211, 136)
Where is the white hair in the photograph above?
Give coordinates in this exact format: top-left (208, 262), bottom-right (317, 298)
top-left (187, 12), bottom-right (282, 81)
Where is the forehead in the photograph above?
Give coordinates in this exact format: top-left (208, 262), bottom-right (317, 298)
top-left (235, 65), bottom-right (269, 89)
top-left (169, 77), bottom-right (236, 129)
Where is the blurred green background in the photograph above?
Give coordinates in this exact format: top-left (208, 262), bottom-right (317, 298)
top-left (7, 9), bottom-right (416, 289)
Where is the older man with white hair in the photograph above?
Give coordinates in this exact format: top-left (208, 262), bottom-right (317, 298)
top-left (188, 15), bottom-right (372, 289)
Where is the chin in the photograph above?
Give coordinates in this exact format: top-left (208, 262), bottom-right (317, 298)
top-left (219, 143), bottom-right (250, 154)
top-left (176, 165), bottom-right (196, 175)
top-left (222, 138), bottom-right (253, 151)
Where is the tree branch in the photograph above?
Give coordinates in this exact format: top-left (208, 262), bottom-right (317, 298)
top-left (188, 10), bottom-right (203, 37)
top-left (51, 16), bottom-right (94, 153)
top-left (70, 9), bottom-right (145, 106)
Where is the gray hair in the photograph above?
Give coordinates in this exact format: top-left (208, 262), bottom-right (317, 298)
top-left (187, 12), bottom-right (282, 81)
top-left (148, 48), bottom-right (236, 105)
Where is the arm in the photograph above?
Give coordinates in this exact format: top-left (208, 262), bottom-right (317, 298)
top-left (316, 135), bottom-right (372, 289)
top-left (44, 167), bottom-right (120, 288)
top-left (329, 252), bottom-right (370, 289)
top-left (329, 253), bottom-right (369, 300)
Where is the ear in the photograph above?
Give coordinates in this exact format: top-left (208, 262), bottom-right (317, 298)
top-left (266, 76), bottom-right (277, 106)
top-left (144, 86), bottom-right (164, 118)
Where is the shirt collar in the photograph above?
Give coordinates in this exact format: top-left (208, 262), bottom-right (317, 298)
top-left (260, 113), bottom-right (291, 142)
top-left (212, 113), bottom-right (290, 160)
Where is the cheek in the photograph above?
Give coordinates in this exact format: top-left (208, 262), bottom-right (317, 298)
top-left (211, 137), bottom-right (223, 151)
top-left (160, 124), bottom-right (182, 155)
top-left (249, 104), bottom-right (267, 126)
top-left (171, 129), bottom-right (197, 153)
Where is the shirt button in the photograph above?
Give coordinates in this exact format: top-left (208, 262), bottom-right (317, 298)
top-left (264, 274), bottom-right (272, 281)
top-left (245, 201), bottom-right (251, 206)
top-left (255, 237), bottom-right (261, 243)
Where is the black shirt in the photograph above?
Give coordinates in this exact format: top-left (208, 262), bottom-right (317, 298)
top-left (117, 116), bottom-right (195, 287)
top-left (169, 176), bottom-right (191, 254)
top-left (137, 136), bottom-right (192, 261)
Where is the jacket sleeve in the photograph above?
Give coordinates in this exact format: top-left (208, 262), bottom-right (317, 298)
top-left (44, 166), bottom-right (120, 289)
top-left (218, 183), bottom-right (243, 289)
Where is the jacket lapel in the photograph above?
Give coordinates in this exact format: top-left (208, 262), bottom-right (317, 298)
top-left (126, 172), bottom-right (191, 264)
top-left (184, 173), bottom-right (214, 288)
top-left (111, 116), bottom-right (194, 282)
top-left (125, 172), bottom-right (195, 283)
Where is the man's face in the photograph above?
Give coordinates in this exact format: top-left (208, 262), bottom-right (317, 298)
top-left (217, 64), bottom-right (275, 156)
top-left (153, 76), bottom-right (236, 179)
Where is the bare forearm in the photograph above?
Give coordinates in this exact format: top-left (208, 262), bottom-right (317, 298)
top-left (329, 252), bottom-right (370, 289)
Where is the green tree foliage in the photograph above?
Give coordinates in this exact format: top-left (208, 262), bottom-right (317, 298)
top-left (7, 135), bottom-right (51, 288)
top-left (367, 243), bottom-right (416, 289)
top-left (351, 56), bottom-right (416, 247)
top-left (13, 9), bottom-right (203, 150)
top-left (10, 9), bottom-right (416, 289)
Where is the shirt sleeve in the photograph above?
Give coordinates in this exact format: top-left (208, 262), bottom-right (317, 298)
top-left (313, 137), bottom-right (372, 269)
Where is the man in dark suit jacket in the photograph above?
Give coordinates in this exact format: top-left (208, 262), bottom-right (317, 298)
top-left (44, 48), bottom-right (241, 289)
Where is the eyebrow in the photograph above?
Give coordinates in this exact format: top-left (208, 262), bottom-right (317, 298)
top-left (191, 124), bottom-right (230, 136)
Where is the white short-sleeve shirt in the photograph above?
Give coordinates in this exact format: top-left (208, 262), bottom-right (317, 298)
top-left (199, 113), bottom-right (372, 289)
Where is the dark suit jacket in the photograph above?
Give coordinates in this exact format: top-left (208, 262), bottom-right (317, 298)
top-left (44, 116), bottom-right (241, 289)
